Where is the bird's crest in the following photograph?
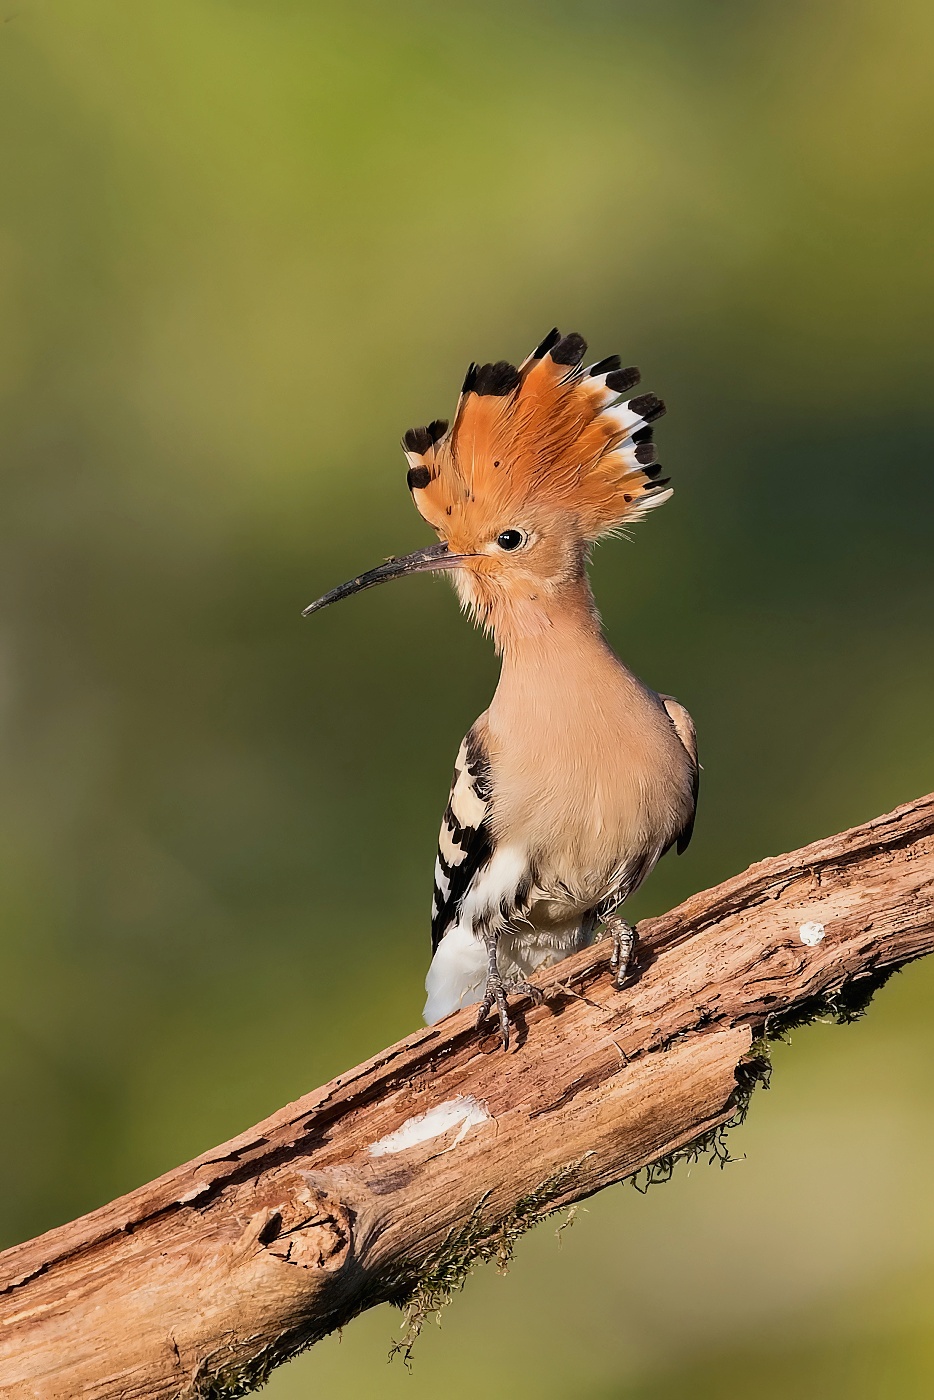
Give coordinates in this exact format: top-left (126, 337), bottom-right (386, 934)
top-left (402, 329), bottom-right (671, 542)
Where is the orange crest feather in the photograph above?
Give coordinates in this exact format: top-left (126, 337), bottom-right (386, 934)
top-left (402, 329), bottom-right (671, 544)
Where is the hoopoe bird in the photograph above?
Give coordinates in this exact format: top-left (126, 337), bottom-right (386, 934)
top-left (305, 328), bottom-right (698, 1048)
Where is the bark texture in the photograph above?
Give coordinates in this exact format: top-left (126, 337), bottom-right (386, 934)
top-left (2, 793), bottom-right (933, 1398)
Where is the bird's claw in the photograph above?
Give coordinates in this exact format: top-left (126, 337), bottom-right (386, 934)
top-left (510, 979), bottom-right (545, 1007)
top-left (475, 975), bottom-right (545, 1050)
top-left (476, 977), bottom-right (512, 1050)
top-left (606, 917), bottom-right (637, 990)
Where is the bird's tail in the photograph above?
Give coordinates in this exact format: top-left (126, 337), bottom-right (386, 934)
top-left (423, 923), bottom-right (487, 1024)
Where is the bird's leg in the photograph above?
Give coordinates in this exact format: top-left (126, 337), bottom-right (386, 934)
top-left (476, 933), bottom-right (512, 1050)
top-left (604, 912), bottom-right (638, 990)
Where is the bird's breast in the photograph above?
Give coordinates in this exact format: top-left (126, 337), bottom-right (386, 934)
top-left (487, 684), bottom-right (691, 906)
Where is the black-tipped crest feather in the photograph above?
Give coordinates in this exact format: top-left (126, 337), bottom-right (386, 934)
top-left (470, 361), bottom-right (521, 396)
top-left (628, 392), bottom-right (665, 423)
top-left (551, 332), bottom-right (587, 366)
top-left (605, 366), bottom-right (641, 393)
top-left (532, 327), bottom-right (561, 359)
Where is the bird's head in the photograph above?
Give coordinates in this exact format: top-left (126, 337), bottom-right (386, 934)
top-left (304, 329), bottom-right (671, 646)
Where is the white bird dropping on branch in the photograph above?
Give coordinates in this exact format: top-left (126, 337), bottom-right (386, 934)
top-left (368, 1096), bottom-right (491, 1156)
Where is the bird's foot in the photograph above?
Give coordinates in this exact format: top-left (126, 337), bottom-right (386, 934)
top-left (476, 972), bottom-right (512, 1050)
top-left (509, 979), bottom-right (545, 1007)
top-left (475, 976), bottom-right (545, 1050)
top-left (604, 916), bottom-right (637, 990)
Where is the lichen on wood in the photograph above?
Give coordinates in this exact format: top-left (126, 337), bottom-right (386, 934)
top-left (390, 1160), bottom-right (590, 1364)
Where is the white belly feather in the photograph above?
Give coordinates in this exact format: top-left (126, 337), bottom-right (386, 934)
top-left (424, 843), bottom-right (598, 1023)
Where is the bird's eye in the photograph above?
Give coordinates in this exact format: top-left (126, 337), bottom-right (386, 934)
top-left (496, 529), bottom-right (526, 552)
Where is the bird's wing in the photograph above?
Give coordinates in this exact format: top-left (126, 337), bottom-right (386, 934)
top-left (431, 721), bottom-right (495, 952)
top-left (659, 695), bottom-right (700, 855)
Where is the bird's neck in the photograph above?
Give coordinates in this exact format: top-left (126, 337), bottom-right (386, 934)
top-left (489, 568), bottom-right (601, 646)
top-left (490, 574), bottom-right (621, 706)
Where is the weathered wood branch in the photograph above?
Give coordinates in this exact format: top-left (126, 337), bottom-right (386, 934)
top-left (2, 794), bottom-right (933, 1398)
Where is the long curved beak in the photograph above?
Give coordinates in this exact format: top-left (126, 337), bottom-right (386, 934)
top-left (302, 540), bottom-right (472, 617)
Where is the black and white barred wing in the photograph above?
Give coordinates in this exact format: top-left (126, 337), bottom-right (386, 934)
top-left (430, 724), bottom-right (495, 952)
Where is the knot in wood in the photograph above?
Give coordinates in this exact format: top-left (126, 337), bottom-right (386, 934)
top-left (247, 1180), bottom-right (352, 1272)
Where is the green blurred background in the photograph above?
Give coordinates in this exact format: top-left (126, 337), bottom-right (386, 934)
top-left (1, 0), bottom-right (933, 1394)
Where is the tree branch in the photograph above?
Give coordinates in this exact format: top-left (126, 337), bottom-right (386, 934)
top-left (2, 794), bottom-right (933, 1399)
